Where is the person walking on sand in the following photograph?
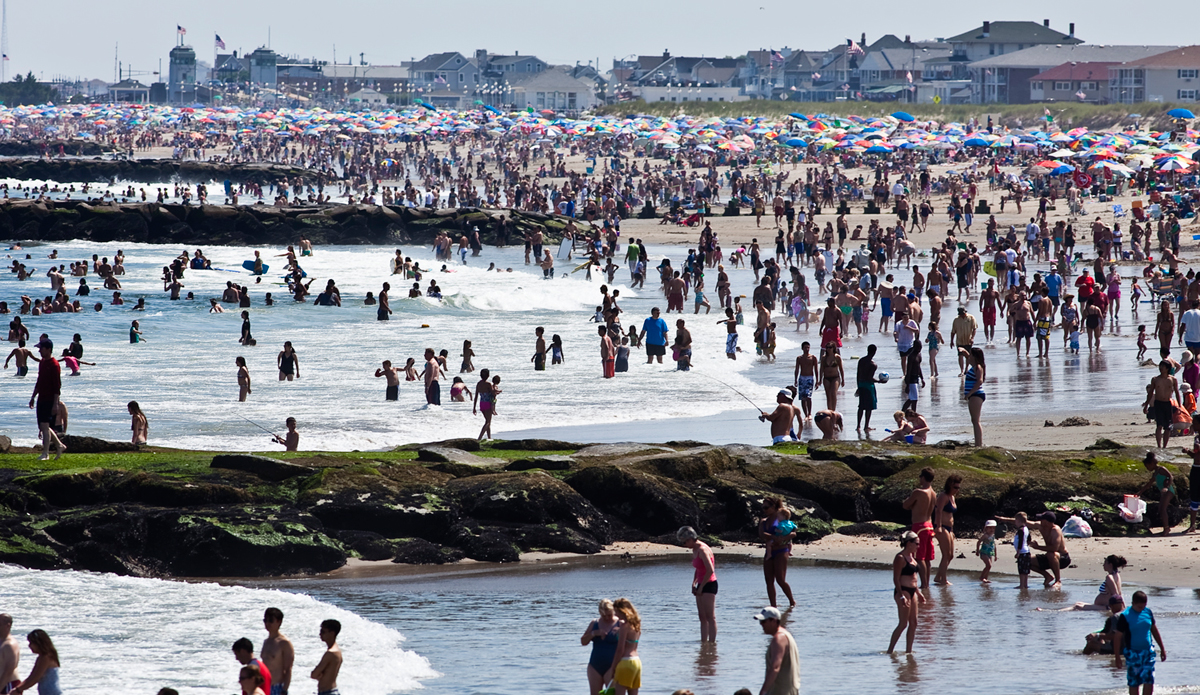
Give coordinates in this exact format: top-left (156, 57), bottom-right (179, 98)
top-left (272, 418), bottom-right (300, 452)
top-left (473, 369), bottom-right (496, 440)
top-left (887, 531), bottom-right (925, 654)
top-left (607, 598), bottom-right (641, 695)
top-left (932, 474), bottom-right (962, 585)
top-left (754, 606), bottom-right (800, 695)
top-left (678, 526), bottom-right (717, 642)
top-left (1144, 361), bottom-right (1180, 449)
top-left (27, 338), bottom-right (64, 461)
top-left (261, 607), bottom-right (294, 695)
top-left (236, 356), bottom-right (251, 402)
top-left (758, 497), bottom-right (797, 608)
top-left (277, 342), bottom-right (299, 382)
top-left (902, 467), bottom-right (936, 588)
top-left (128, 401), bottom-right (148, 445)
top-left (9, 629), bottom-right (59, 695)
top-left (310, 620), bottom-right (342, 695)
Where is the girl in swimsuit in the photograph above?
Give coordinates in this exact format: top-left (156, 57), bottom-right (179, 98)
top-left (757, 497), bottom-right (797, 608)
top-left (933, 473), bottom-right (962, 585)
top-left (1060, 555), bottom-right (1127, 611)
top-left (1137, 452), bottom-right (1176, 535)
top-left (888, 531), bottom-right (925, 654)
top-left (961, 347), bottom-right (986, 446)
top-left (11, 629), bottom-right (61, 695)
top-left (821, 344), bottom-right (843, 412)
top-left (581, 599), bottom-right (622, 695)
top-left (473, 369), bottom-right (494, 440)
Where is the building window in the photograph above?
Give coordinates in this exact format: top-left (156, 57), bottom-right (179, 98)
top-left (1054, 81), bottom-right (1071, 91)
top-left (719, 97), bottom-right (725, 101)
top-left (536, 91), bottom-right (545, 108)
top-left (659, 96), bottom-right (665, 101)
top-left (1178, 89), bottom-right (1197, 101)
top-left (1080, 81), bottom-right (1097, 91)
top-left (708, 97), bottom-right (713, 101)
top-left (1179, 69), bottom-right (1199, 79)
top-left (1031, 81), bottom-right (1043, 91)
top-left (989, 44), bottom-right (995, 55)
top-left (569, 92), bottom-right (577, 109)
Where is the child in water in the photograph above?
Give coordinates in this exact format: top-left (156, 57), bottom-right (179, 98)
top-left (976, 520), bottom-right (998, 583)
top-left (550, 335), bottom-right (565, 365)
top-left (1137, 325), bottom-right (1148, 361)
top-left (1070, 328), bottom-right (1081, 354)
top-left (615, 337), bottom-right (630, 373)
top-left (403, 357), bottom-right (419, 381)
top-left (461, 340), bottom-right (475, 373)
top-left (450, 376), bottom-right (472, 402)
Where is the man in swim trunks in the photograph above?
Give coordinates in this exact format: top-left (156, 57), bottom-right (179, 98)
top-left (422, 348), bottom-right (442, 405)
top-left (0, 614), bottom-right (18, 694)
top-left (1144, 361), bottom-right (1181, 449)
top-left (640, 307), bottom-right (669, 364)
top-left (4, 339), bottom-right (35, 377)
top-left (980, 279), bottom-right (999, 344)
top-left (902, 467), bottom-right (937, 588)
top-left (375, 360), bottom-right (402, 401)
top-left (793, 341), bottom-right (818, 420)
top-left (1011, 291), bottom-right (1034, 357)
top-left (261, 607), bottom-right (294, 695)
top-left (1029, 511), bottom-right (1070, 588)
top-left (759, 389), bottom-right (801, 444)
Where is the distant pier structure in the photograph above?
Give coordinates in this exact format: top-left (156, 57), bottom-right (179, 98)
top-left (168, 45), bottom-right (196, 104)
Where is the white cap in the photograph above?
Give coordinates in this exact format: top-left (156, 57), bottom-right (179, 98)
top-left (754, 606), bottom-right (783, 622)
top-left (985, 520), bottom-right (997, 527)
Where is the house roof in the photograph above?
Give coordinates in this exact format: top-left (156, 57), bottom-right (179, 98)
top-left (970, 45), bottom-right (1176, 70)
top-left (509, 67), bottom-right (593, 91)
top-left (1124, 46), bottom-right (1200, 68)
top-left (868, 34), bottom-right (945, 52)
top-left (411, 52), bottom-right (472, 72)
top-left (1031, 61), bottom-right (1116, 81)
top-left (859, 46), bottom-right (953, 71)
top-left (946, 21), bottom-right (1081, 45)
top-left (321, 65), bottom-right (411, 79)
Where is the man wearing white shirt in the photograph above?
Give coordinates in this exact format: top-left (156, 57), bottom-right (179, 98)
top-left (1180, 301), bottom-right (1200, 353)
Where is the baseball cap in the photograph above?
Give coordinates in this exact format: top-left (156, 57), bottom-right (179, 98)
top-left (984, 520), bottom-right (997, 527)
top-left (754, 606), bottom-right (783, 622)
top-left (777, 389), bottom-right (793, 400)
top-left (1038, 511), bottom-right (1057, 522)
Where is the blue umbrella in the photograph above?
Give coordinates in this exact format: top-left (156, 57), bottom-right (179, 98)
top-left (962, 137), bottom-right (990, 147)
top-left (1167, 108), bottom-right (1195, 119)
top-left (891, 111), bottom-right (915, 122)
top-left (1050, 164), bottom-right (1075, 175)
top-left (789, 112), bottom-right (807, 119)
top-left (783, 138), bottom-right (807, 147)
top-left (865, 145), bottom-right (891, 153)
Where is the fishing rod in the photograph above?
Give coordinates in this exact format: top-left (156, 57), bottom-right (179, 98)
top-left (238, 415), bottom-right (281, 439)
top-left (695, 372), bottom-right (767, 414)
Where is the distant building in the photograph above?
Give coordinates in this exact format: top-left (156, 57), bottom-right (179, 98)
top-left (408, 52), bottom-right (480, 93)
top-left (508, 67), bottom-right (598, 112)
top-left (347, 87), bottom-right (387, 106)
top-left (1029, 61), bottom-right (1115, 102)
top-left (248, 47), bottom-right (278, 89)
top-left (1111, 46), bottom-right (1200, 104)
top-left (970, 44), bottom-right (1175, 103)
top-left (168, 45), bottom-right (197, 104)
top-left (109, 79), bottom-right (151, 104)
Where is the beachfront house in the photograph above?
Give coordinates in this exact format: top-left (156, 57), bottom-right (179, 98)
top-left (969, 44), bottom-right (1174, 104)
top-left (507, 67), bottom-right (598, 113)
top-left (1109, 46), bottom-right (1200, 104)
top-left (1029, 61), bottom-right (1115, 103)
top-left (938, 20), bottom-right (1081, 102)
top-left (611, 50), bottom-right (746, 103)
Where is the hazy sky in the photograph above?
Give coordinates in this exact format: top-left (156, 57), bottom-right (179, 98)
top-left (13, 0), bottom-right (1196, 83)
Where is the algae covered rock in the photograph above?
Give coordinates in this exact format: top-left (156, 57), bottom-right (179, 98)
top-left (567, 465), bottom-right (699, 536)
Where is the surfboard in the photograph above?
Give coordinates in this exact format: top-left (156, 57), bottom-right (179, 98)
top-left (983, 261), bottom-right (996, 278)
top-left (558, 237), bottom-right (573, 259)
top-left (242, 260), bottom-right (269, 274)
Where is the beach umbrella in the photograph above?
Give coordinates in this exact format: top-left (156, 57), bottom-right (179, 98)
top-left (1050, 164), bottom-right (1075, 175)
top-left (1167, 108), bottom-right (1195, 119)
top-left (782, 137), bottom-right (806, 147)
top-left (962, 137), bottom-right (990, 147)
top-left (891, 111), bottom-right (915, 122)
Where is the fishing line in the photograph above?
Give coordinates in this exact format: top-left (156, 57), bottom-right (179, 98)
top-left (695, 371), bottom-right (767, 414)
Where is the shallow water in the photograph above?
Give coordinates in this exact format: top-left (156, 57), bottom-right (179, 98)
top-left (269, 558), bottom-right (1200, 695)
top-left (1, 239), bottom-right (1152, 450)
top-left (0, 563), bottom-right (437, 694)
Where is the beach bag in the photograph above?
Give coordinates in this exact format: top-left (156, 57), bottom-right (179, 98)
top-left (1061, 515), bottom-right (1093, 538)
top-left (1118, 495), bottom-right (1146, 523)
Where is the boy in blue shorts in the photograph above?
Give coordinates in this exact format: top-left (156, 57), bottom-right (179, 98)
top-left (1114, 591), bottom-right (1167, 695)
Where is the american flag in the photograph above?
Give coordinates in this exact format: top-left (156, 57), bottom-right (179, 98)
top-left (2, 55), bottom-right (8, 62)
top-left (1076, 90), bottom-right (1087, 100)
top-left (811, 72), bottom-right (821, 80)
top-left (434, 75), bottom-right (446, 84)
top-left (770, 50), bottom-right (785, 66)
top-left (215, 34), bottom-right (226, 50)
top-left (846, 40), bottom-right (864, 57)
top-left (906, 71), bottom-right (913, 83)
top-left (177, 25), bottom-right (186, 35)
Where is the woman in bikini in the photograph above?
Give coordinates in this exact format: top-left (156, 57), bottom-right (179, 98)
top-left (1155, 300), bottom-right (1174, 357)
top-left (678, 526), bottom-right (717, 641)
top-left (608, 598), bottom-right (641, 695)
top-left (932, 473), bottom-right (962, 585)
top-left (888, 531), bottom-right (925, 654)
top-left (820, 344), bottom-right (843, 411)
top-left (757, 497), bottom-right (797, 608)
top-left (961, 347), bottom-right (987, 446)
top-left (1059, 555), bottom-right (1126, 611)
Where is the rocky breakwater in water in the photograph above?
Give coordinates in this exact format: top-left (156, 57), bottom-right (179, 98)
top-left (0, 199), bottom-right (572, 246)
top-left (0, 437), bottom-right (1181, 578)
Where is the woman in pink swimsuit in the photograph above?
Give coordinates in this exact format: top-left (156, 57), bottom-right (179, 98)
top-left (678, 526), bottom-right (717, 641)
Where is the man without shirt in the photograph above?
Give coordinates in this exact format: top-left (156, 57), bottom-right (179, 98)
top-left (421, 348), bottom-right (442, 406)
top-left (0, 614), bottom-right (18, 694)
top-left (311, 620), bottom-right (342, 695)
top-left (902, 467), bottom-right (937, 588)
top-left (261, 607), bottom-right (294, 695)
top-left (759, 389), bottom-right (800, 444)
top-left (793, 342), bottom-right (818, 420)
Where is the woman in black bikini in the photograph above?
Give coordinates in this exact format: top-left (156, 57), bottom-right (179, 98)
top-left (888, 531), bottom-right (925, 654)
top-left (757, 497), bottom-right (797, 608)
top-left (933, 473), bottom-right (962, 585)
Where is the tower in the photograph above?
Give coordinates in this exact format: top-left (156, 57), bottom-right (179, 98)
top-left (168, 45), bottom-right (196, 104)
top-left (248, 47), bottom-right (277, 89)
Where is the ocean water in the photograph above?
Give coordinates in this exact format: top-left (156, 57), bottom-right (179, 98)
top-left (271, 558), bottom-right (1200, 695)
top-left (0, 563), bottom-right (437, 693)
top-left (1, 240), bottom-right (775, 450)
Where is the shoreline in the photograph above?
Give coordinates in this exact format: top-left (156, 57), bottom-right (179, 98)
top-left (312, 535), bottom-right (1200, 590)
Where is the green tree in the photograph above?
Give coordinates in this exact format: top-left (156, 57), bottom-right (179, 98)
top-left (0, 72), bottom-right (60, 106)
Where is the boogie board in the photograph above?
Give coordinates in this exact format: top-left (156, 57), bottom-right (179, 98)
top-left (242, 260), bottom-right (269, 274)
top-left (558, 237), bottom-right (573, 259)
top-left (983, 261), bottom-right (996, 278)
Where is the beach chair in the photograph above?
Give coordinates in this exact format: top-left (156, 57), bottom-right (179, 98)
top-left (1149, 203), bottom-right (1162, 220)
top-left (1149, 275), bottom-right (1177, 302)
top-left (1112, 204), bottom-right (1125, 218)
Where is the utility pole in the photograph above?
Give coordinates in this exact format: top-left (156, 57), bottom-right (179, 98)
top-left (1, 0), bottom-right (8, 84)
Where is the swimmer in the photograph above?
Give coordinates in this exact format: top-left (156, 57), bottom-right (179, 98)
top-left (4, 339), bottom-right (37, 376)
top-left (236, 356), bottom-right (251, 401)
top-left (272, 418), bottom-right (299, 452)
top-left (461, 340), bottom-right (475, 373)
top-left (375, 360), bottom-right (402, 401)
top-left (277, 342), bottom-right (300, 381)
top-left (129, 320), bottom-right (144, 343)
top-left (209, 299), bottom-right (225, 313)
top-left (450, 376), bottom-right (472, 402)
top-left (310, 620), bottom-right (342, 695)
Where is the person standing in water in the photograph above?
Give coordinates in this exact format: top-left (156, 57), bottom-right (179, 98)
top-left (272, 418), bottom-right (300, 452)
top-left (607, 598), bottom-right (641, 695)
top-left (902, 467), bottom-right (937, 588)
top-left (755, 606), bottom-right (800, 695)
top-left (473, 369), bottom-right (495, 440)
top-left (422, 348), bottom-right (442, 405)
top-left (261, 607), bottom-right (294, 695)
top-left (277, 342), bottom-right (299, 382)
top-left (0, 614), bottom-right (20, 695)
top-left (677, 526), bottom-right (717, 642)
top-left (236, 356), bottom-right (251, 402)
top-left (532, 327), bottom-right (547, 371)
top-left (887, 532), bottom-right (924, 655)
top-left (932, 473), bottom-right (962, 585)
top-left (581, 600), bottom-right (622, 695)
top-left (758, 497), bottom-right (797, 608)
top-left (310, 620), bottom-right (342, 695)
top-left (27, 339), bottom-right (65, 461)
top-left (9, 629), bottom-right (59, 695)
top-left (375, 361), bottom-right (402, 401)
top-left (378, 282), bottom-right (392, 321)
top-left (128, 401), bottom-right (148, 445)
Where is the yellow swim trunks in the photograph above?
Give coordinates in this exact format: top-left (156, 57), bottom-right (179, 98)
top-left (615, 657), bottom-right (642, 689)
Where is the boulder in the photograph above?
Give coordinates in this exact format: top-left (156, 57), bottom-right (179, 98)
top-left (446, 472), bottom-right (611, 543)
top-left (392, 538), bottom-right (464, 564)
top-left (505, 455), bottom-right (574, 472)
top-left (19, 468), bottom-right (116, 507)
top-left (58, 435), bottom-right (139, 453)
top-left (0, 435), bottom-right (10, 453)
top-left (303, 487), bottom-right (459, 544)
top-left (416, 447), bottom-right (499, 466)
top-left (0, 527), bottom-right (63, 569)
top-left (331, 530), bottom-right (396, 562)
top-left (567, 465), bottom-right (699, 537)
top-left (742, 457), bottom-right (872, 521)
top-left (449, 526), bottom-right (520, 563)
top-left (110, 473), bottom-right (252, 506)
top-left (572, 443), bottom-right (675, 461)
top-left (490, 439), bottom-right (579, 451)
top-left (837, 521), bottom-right (905, 536)
top-left (509, 525), bottom-right (604, 554)
top-left (628, 446), bottom-right (733, 482)
top-left (211, 454), bottom-right (315, 481)
top-left (806, 441), bottom-right (919, 478)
